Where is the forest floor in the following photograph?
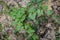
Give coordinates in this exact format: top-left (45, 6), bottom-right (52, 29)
top-left (0, 0), bottom-right (60, 40)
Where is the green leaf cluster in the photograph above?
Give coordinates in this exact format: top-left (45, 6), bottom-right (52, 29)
top-left (9, 0), bottom-right (59, 40)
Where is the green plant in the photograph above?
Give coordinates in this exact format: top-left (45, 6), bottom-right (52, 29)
top-left (9, 0), bottom-right (60, 40)
top-left (10, 7), bottom-right (39, 40)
